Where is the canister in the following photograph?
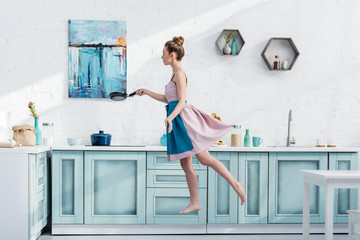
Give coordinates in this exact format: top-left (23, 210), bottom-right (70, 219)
top-left (231, 125), bottom-right (241, 147)
top-left (42, 123), bottom-right (54, 146)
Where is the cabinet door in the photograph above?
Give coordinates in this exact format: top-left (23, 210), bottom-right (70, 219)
top-left (269, 152), bottom-right (328, 223)
top-left (84, 151), bottom-right (146, 224)
top-left (29, 152), bottom-right (49, 238)
top-left (238, 153), bottom-right (268, 223)
top-left (147, 152), bottom-right (206, 170)
top-left (207, 152), bottom-right (238, 224)
top-left (28, 154), bottom-right (36, 239)
top-left (35, 152), bottom-right (49, 230)
top-left (146, 188), bottom-right (207, 224)
top-left (329, 152), bottom-right (358, 223)
top-left (52, 151), bottom-right (83, 224)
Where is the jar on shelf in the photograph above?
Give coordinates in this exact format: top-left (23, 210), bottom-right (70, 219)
top-left (273, 55), bottom-right (280, 70)
top-left (231, 125), bottom-right (241, 147)
top-left (42, 123), bottom-right (54, 146)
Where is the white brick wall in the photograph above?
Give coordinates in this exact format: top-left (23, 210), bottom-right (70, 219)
top-left (1, 0), bottom-right (360, 147)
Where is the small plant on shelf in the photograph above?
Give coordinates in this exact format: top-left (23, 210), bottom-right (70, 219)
top-left (223, 31), bottom-right (234, 44)
top-left (222, 31), bottom-right (234, 55)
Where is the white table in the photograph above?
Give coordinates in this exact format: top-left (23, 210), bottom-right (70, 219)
top-left (301, 170), bottom-right (360, 240)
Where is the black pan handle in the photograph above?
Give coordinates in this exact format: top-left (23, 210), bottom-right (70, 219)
top-left (128, 91), bottom-right (136, 97)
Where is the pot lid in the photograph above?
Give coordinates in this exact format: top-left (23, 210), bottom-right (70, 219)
top-left (91, 130), bottom-right (111, 137)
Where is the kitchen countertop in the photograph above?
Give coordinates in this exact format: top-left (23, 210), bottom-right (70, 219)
top-left (1, 145), bottom-right (358, 154)
top-left (0, 146), bottom-right (51, 154)
top-left (51, 145), bottom-right (360, 152)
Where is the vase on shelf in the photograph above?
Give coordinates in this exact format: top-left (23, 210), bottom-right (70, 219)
top-left (34, 118), bottom-right (42, 145)
top-left (223, 43), bottom-right (231, 55)
top-left (231, 37), bottom-right (238, 55)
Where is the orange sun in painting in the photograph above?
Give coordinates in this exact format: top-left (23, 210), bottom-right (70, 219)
top-left (117, 37), bottom-right (126, 47)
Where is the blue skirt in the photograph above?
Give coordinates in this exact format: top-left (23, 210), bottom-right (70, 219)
top-left (165, 101), bottom-right (194, 155)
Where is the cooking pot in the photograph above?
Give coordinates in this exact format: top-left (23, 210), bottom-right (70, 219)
top-left (91, 130), bottom-right (112, 146)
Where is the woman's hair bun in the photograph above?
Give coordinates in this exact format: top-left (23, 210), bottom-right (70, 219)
top-left (172, 36), bottom-right (184, 46)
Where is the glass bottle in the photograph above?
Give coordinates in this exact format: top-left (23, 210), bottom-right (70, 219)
top-left (34, 118), bottom-right (42, 145)
top-left (231, 37), bottom-right (238, 55)
top-left (42, 123), bottom-right (54, 146)
top-left (231, 125), bottom-right (241, 146)
top-left (244, 129), bottom-right (251, 147)
top-left (273, 55), bottom-right (280, 70)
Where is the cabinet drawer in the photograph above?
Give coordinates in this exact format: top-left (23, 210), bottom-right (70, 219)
top-left (146, 188), bottom-right (207, 224)
top-left (36, 190), bottom-right (46, 225)
top-left (35, 161), bottom-right (46, 193)
top-left (36, 170), bottom-right (46, 192)
top-left (36, 153), bottom-right (46, 169)
top-left (147, 169), bottom-right (207, 188)
top-left (147, 152), bottom-right (206, 170)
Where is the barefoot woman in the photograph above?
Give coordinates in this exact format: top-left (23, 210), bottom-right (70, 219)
top-left (133, 36), bottom-right (246, 213)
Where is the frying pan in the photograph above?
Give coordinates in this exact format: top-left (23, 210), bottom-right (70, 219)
top-left (109, 91), bottom-right (136, 101)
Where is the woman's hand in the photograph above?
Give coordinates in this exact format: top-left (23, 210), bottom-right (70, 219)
top-left (132, 89), bottom-right (147, 97)
top-left (165, 117), bottom-right (173, 133)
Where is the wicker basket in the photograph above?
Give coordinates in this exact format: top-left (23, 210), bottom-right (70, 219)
top-left (12, 124), bottom-right (35, 146)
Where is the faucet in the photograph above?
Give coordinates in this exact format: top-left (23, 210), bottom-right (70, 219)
top-left (286, 109), bottom-right (296, 146)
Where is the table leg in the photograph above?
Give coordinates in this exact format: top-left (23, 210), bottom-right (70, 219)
top-left (303, 182), bottom-right (310, 240)
top-left (325, 184), bottom-right (334, 240)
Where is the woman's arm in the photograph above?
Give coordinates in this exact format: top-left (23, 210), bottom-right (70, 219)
top-left (133, 89), bottom-right (168, 103)
top-left (165, 72), bottom-right (187, 132)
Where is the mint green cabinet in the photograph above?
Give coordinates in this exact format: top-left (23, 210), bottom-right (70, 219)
top-left (146, 188), bottom-right (207, 224)
top-left (329, 152), bottom-right (358, 223)
top-left (147, 152), bottom-right (207, 170)
top-left (208, 152), bottom-right (268, 224)
top-left (52, 151), bottom-right (83, 224)
top-left (146, 152), bottom-right (207, 224)
top-left (84, 151), bottom-right (146, 224)
top-left (239, 153), bottom-right (268, 223)
top-left (269, 152), bottom-right (328, 223)
top-left (29, 152), bottom-right (50, 239)
top-left (208, 152), bottom-right (238, 224)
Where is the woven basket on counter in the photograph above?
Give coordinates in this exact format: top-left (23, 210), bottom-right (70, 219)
top-left (12, 124), bottom-right (35, 146)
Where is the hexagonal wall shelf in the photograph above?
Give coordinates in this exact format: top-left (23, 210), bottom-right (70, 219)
top-left (215, 29), bottom-right (245, 56)
top-left (261, 38), bottom-right (300, 70)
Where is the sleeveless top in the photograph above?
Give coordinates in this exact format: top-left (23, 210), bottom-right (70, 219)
top-left (164, 70), bottom-right (232, 161)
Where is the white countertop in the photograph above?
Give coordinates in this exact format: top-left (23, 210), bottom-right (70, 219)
top-left (301, 170), bottom-right (360, 179)
top-left (0, 146), bottom-right (51, 154)
top-left (51, 145), bottom-right (360, 152)
top-left (1, 145), bottom-right (357, 154)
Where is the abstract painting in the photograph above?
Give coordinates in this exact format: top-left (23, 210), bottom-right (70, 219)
top-left (68, 20), bottom-right (127, 98)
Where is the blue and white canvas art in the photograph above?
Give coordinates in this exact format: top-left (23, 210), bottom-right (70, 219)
top-left (68, 20), bottom-right (127, 98)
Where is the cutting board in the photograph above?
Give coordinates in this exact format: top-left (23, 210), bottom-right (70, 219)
top-left (0, 142), bottom-right (22, 148)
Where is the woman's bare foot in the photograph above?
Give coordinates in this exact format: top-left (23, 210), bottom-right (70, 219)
top-left (178, 203), bottom-right (202, 214)
top-left (235, 182), bottom-right (246, 205)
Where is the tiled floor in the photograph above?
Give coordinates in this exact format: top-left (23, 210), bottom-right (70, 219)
top-left (39, 231), bottom-right (349, 240)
